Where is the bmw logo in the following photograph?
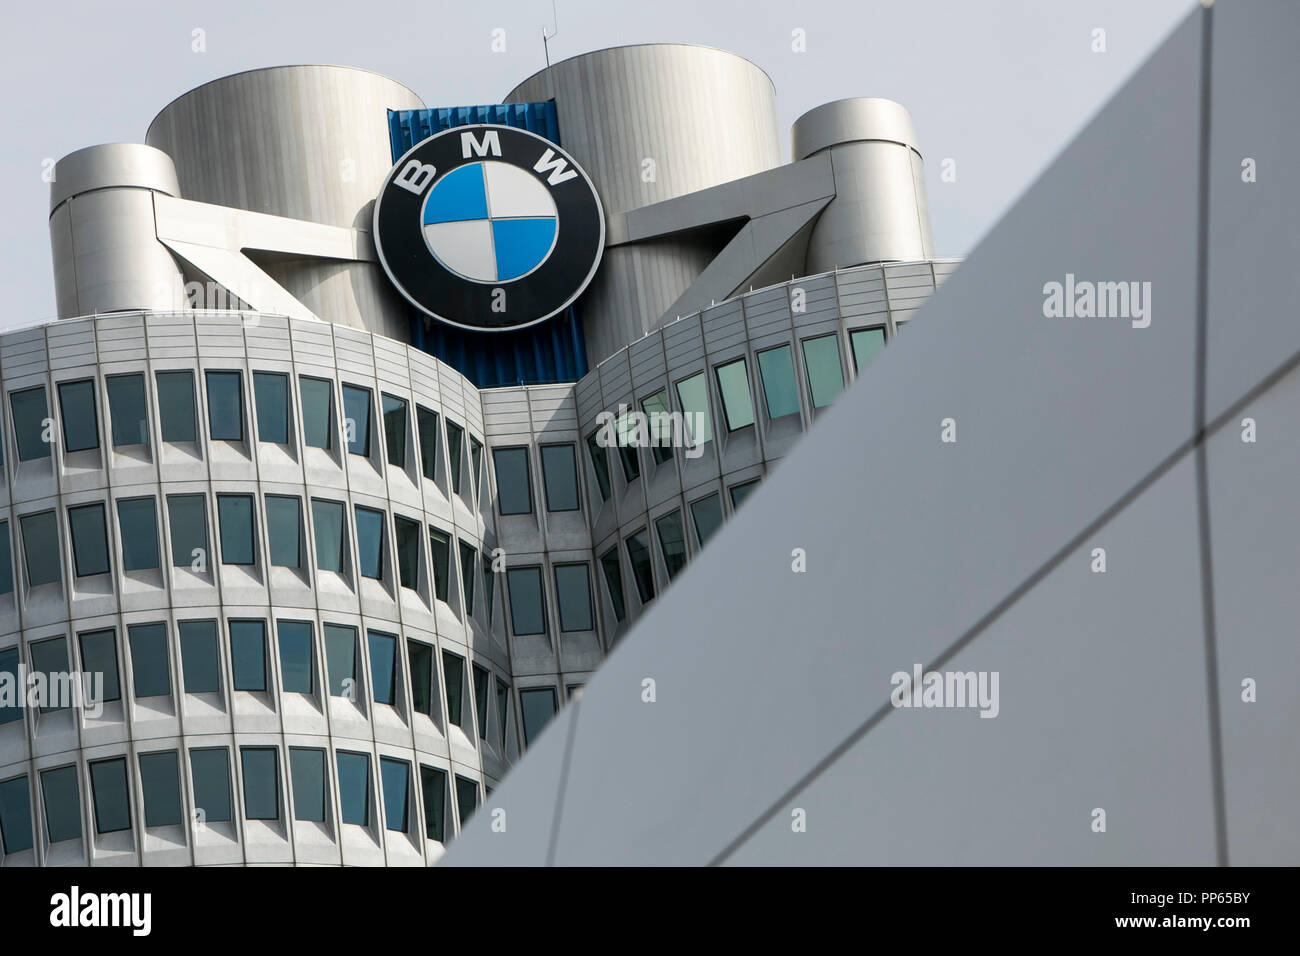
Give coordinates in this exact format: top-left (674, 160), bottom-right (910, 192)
top-left (373, 124), bottom-right (605, 332)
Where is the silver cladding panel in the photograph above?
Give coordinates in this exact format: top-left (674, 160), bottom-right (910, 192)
top-left (791, 97), bottom-right (920, 160)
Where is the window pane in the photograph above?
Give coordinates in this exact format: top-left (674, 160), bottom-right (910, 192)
top-left (540, 444), bottom-right (579, 511)
top-left (217, 495), bottom-right (255, 565)
top-left (229, 620), bottom-right (266, 692)
top-left (483, 555), bottom-right (495, 629)
top-left (58, 380), bottom-right (99, 452)
top-left (455, 775), bottom-right (478, 826)
top-left (368, 630), bottom-right (396, 705)
top-left (324, 624), bottom-right (357, 698)
top-left (265, 495), bottom-right (301, 568)
top-left (408, 640), bottom-right (434, 718)
top-left (443, 651), bottom-right (465, 728)
top-left (585, 432), bottom-right (611, 501)
top-left (416, 406), bottom-right (439, 481)
top-left (758, 345), bottom-right (800, 419)
top-left (68, 503), bottom-right (110, 576)
top-left (382, 394), bottom-right (407, 468)
top-left (446, 420), bottom-right (464, 494)
top-left (355, 507), bottom-right (384, 579)
top-left (20, 511), bottom-right (61, 586)
top-left (506, 567), bottom-right (546, 636)
top-left (117, 498), bottom-right (160, 571)
top-left (29, 638), bottom-right (70, 714)
top-left (156, 371), bottom-right (197, 442)
top-left (716, 359), bottom-right (755, 430)
top-left (189, 749), bottom-right (232, 823)
top-left (11, 387), bottom-right (50, 461)
top-left (139, 751), bottom-right (182, 827)
top-left (493, 447), bottom-right (532, 515)
top-left (615, 414), bottom-right (641, 483)
top-left (470, 438), bottom-right (483, 498)
top-left (252, 372), bottom-right (289, 444)
top-left (289, 748), bottom-right (325, 822)
top-left (205, 371), bottom-right (244, 442)
top-left (167, 495), bottom-right (208, 570)
top-left (89, 757), bottom-right (131, 833)
top-left (241, 748), bottom-right (279, 821)
top-left (690, 493), bottom-right (724, 547)
top-left (459, 540), bottom-right (476, 615)
top-left (802, 335), bottom-right (845, 408)
top-left (179, 620), bottom-right (221, 695)
top-left (519, 687), bottom-right (557, 747)
top-left (341, 384), bottom-right (371, 455)
top-left (731, 479), bottom-right (760, 509)
top-left (429, 528), bottom-right (450, 602)
top-left (79, 629), bottom-right (121, 703)
top-left (420, 766), bottom-right (446, 842)
top-left (395, 516), bottom-right (420, 589)
top-left (40, 766), bottom-right (82, 842)
top-left (496, 680), bottom-right (511, 750)
top-left (106, 374), bottom-right (148, 447)
top-left (626, 530), bottom-right (655, 603)
top-left (336, 751), bottom-right (370, 826)
top-left (0, 648), bottom-right (20, 725)
top-left (277, 620), bottom-right (313, 695)
top-left (128, 623), bottom-right (171, 698)
top-left (655, 510), bottom-right (688, 580)
top-left (642, 390), bottom-right (674, 464)
top-left (850, 327), bottom-right (887, 372)
top-left (381, 758), bottom-right (409, 832)
top-left (299, 377), bottom-right (333, 450)
top-left (311, 499), bottom-right (345, 573)
top-left (0, 521), bottom-right (12, 595)
top-left (675, 372), bottom-right (713, 446)
top-left (472, 665), bottom-right (490, 741)
top-left (555, 563), bottom-right (593, 632)
top-left (0, 776), bottom-right (34, 854)
top-left (599, 547), bottom-right (626, 623)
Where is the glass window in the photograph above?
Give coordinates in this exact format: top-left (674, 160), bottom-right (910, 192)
top-left (41, 766), bottom-right (82, 842)
top-left (626, 530), bottom-right (655, 604)
top-left (615, 413), bottom-right (641, 483)
top-left (802, 335), bottom-right (845, 408)
top-left (252, 372), bottom-right (289, 444)
top-left (429, 527), bottom-right (450, 602)
top-left (455, 775), bottom-right (478, 827)
top-left (167, 495), bottom-right (208, 570)
top-left (420, 766), bottom-right (447, 842)
top-left (655, 510), bottom-right (688, 580)
top-left (642, 390), bottom-right (674, 465)
top-left (68, 503), bottom-right (109, 577)
top-left (355, 506), bottom-right (384, 579)
top-left (675, 372), bottom-right (713, 446)
top-left (117, 497), bottom-right (160, 572)
top-left (493, 447), bottom-right (532, 515)
top-left (311, 499), bottom-right (345, 573)
top-left (519, 687), bottom-right (557, 747)
top-left (506, 567), bottom-right (546, 636)
top-left (540, 444), bottom-right (579, 512)
top-left (758, 345), bottom-right (800, 419)
top-left (78, 629), bottom-right (121, 703)
top-left (585, 432), bottom-right (611, 502)
top-left (106, 374), bottom-right (148, 447)
top-left (138, 751), bottom-right (182, 828)
top-left (690, 493), bottom-right (724, 546)
top-left (189, 748), bottom-right (232, 823)
top-left (156, 371), bottom-right (197, 443)
top-left (277, 620), bottom-right (313, 695)
top-left (408, 640), bottom-right (435, 719)
top-left (599, 547), bottom-right (626, 623)
top-left (0, 520), bottom-right (13, 595)
top-left (57, 379), bottom-right (99, 452)
top-left (20, 511), bottom-right (61, 586)
top-left (229, 620), bottom-right (266, 693)
top-left (715, 358), bottom-right (756, 430)
top-left (416, 406), bottom-right (439, 481)
top-left (324, 624), bottom-right (358, 699)
top-left (394, 516), bottom-right (420, 590)
top-left (289, 748), bottom-right (326, 823)
top-left (368, 630), bottom-right (396, 706)
top-left (128, 623), bottom-right (171, 698)
top-left (470, 437), bottom-right (484, 498)
top-left (443, 651), bottom-right (465, 728)
top-left (240, 748), bottom-right (279, 821)
top-left (342, 384), bottom-right (371, 456)
top-left (89, 757), bottom-right (131, 834)
top-left (850, 327), bottom-right (887, 373)
top-left (381, 394), bottom-right (407, 468)
top-left (179, 620), bottom-right (220, 695)
top-left (472, 665), bottom-right (490, 741)
top-left (731, 479), bottom-right (760, 510)
top-left (205, 371), bottom-right (244, 442)
top-left (336, 751), bottom-right (370, 826)
top-left (0, 648), bottom-right (20, 725)
top-left (10, 386), bottom-right (50, 461)
top-left (217, 495), bottom-right (255, 566)
top-left (0, 775), bottom-right (34, 854)
top-left (299, 376), bottom-right (333, 450)
top-left (381, 758), bottom-right (410, 832)
top-left (446, 420), bottom-right (465, 494)
top-left (265, 495), bottom-right (301, 569)
top-left (496, 679), bottom-right (511, 750)
top-left (459, 540), bottom-right (476, 615)
top-left (28, 638), bottom-right (70, 714)
top-left (483, 555), bottom-right (495, 629)
top-left (554, 563), bottom-right (593, 632)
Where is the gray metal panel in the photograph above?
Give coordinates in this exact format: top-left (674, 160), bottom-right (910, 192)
top-left (792, 97), bottom-right (920, 161)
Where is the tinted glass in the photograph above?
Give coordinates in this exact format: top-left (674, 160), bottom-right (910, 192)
top-left (716, 359), bottom-right (755, 430)
top-left (455, 775), bottom-right (478, 826)
top-left (311, 500), bottom-right (345, 573)
top-left (229, 620), bottom-right (266, 692)
top-left (299, 377), bottom-right (333, 450)
top-left (675, 372), bottom-right (713, 445)
top-left (758, 345), bottom-right (800, 419)
top-left (459, 540), bottom-right (476, 615)
top-left (68, 504), bottom-right (109, 577)
top-left (470, 438), bottom-right (483, 498)
top-left (417, 406), bottom-right (439, 481)
top-left (851, 327), bottom-right (887, 372)
top-left (382, 394), bottom-right (407, 468)
top-left (395, 516), bottom-right (420, 589)
top-left (368, 630), bottom-right (396, 705)
top-left (555, 563), bottom-right (593, 632)
top-left (217, 495), bottom-right (255, 565)
top-left (626, 530), bottom-right (655, 603)
top-left (106, 374), bottom-right (148, 447)
top-left (0, 776), bottom-right (34, 853)
top-left (493, 447), bottom-right (532, 515)
top-left (138, 751), bottom-right (183, 827)
top-left (179, 620), bottom-right (221, 694)
top-left (519, 687), bottom-right (557, 747)
top-left (482, 556), bottom-right (495, 628)
top-left (381, 758), bottom-right (409, 832)
top-left (341, 384), bottom-right (371, 455)
top-left (118, 498), bottom-right (160, 571)
top-left (167, 495), bottom-right (208, 569)
top-left (58, 380), bottom-right (99, 452)
top-left (189, 748), bottom-right (232, 823)
top-left (277, 620), bottom-right (313, 695)
top-left (289, 748), bottom-right (325, 822)
top-left (20, 512), bottom-right (61, 586)
top-left (585, 432), bottom-right (611, 501)
top-left (11, 387), bottom-right (50, 461)
top-left (128, 623), bottom-right (170, 698)
top-left (324, 624), bottom-right (357, 698)
top-left (29, 638), bottom-right (69, 714)
top-left (41, 766), bottom-right (82, 842)
top-left (78, 629), bottom-right (121, 703)
top-left (355, 507), bottom-right (384, 579)
top-left (240, 748), bottom-right (278, 820)
top-left (0, 521), bottom-right (11, 595)
top-left (252, 372), bottom-right (289, 444)
top-left (0, 648), bottom-right (19, 725)
top-left (472, 665), bottom-right (490, 740)
top-left (599, 547), bottom-right (626, 623)
top-left (336, 751), bottom-right (370, 826)
top-left (496, 680), bottom-right (511, 749)
top-left (446, 420), bottom-right (464, 494)
top-left (205, 371), bottom-right (244, 441)
top-left (420, 766), bottom-right (446, 842)
top-left (655, 510), bottom-right (688, 580)
top-left (429, 528), bottom-right (450, 602)
top-left (802, 335), bottom-right (845, 408)
top-left (506, 567), bottom-right (546, 636)
top-left (89, 758), bottom-right (131, 833)
top-left (540, 444), bottom-right (579, 511)
top-left (690, 493), bottom-right (724, 547)
top-left (443, 651), bottom-right (465, 728)
top-left (408, 641), bottom-right (434, 718)
top-left (642, 390), bottom-right (674, 464)
top-left (156, 371), bottom-right (197, 442)
top-left (731, 480), bottom-right (760, 509)
top-left (615, 414), bottom-right (641, 483)
top-left (265, 495), bottom-right (301, 568)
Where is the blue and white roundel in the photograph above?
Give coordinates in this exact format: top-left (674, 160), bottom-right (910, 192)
top-left (421, 161), bottom-right (559, 283)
